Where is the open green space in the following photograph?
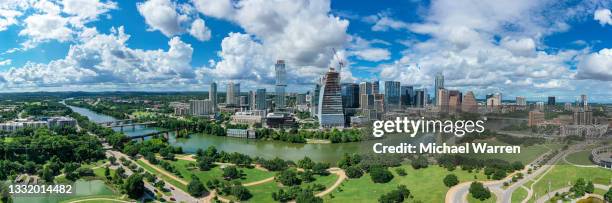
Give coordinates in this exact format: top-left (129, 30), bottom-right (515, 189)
top-left (471, 139), bottom-right (551, 164)
top-left (168, 159), bottom-right (274, 184)
top-left (511, 187), bottom-right (528, 203)
top-left (245, 181), bottom-right (279, 202)
top-left (565, 150), bottom-right (594, 165)
top-left (136, 159), bottom-right (188, 191)
top-left (324, 165), bottom-right (488, 202)
top-left (13, 180), bottom-right (117, 203)
top-left (467, 192), bottom-right (497, 203)
top-left (59, 195), bottom-right (129, 203)
top-left (531, 165), bottom-right (612, 201)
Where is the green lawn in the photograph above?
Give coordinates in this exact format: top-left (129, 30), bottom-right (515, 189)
top-left (60, 195), bottom-right (128, 203)
top-left (245, 181), bottom-right (279, 202)
top-left (13, 180), bottom-right (117, 203)
top-left (92, 167), bottom-right (116, 180)
top-left (565, 150), bottom-right (594, 165)
top-left (168, 159), bottom-right (274, 184)
top-left (467, 192), bottom-right (497, 203)
top-left (135, 159), bottom-right (188, 191)
top-left (531, 165), bottom-right (612, 201)
top-left (511, 187), bottom-right (528, 203)
top-left (324, 165), bottom-right (488, 202)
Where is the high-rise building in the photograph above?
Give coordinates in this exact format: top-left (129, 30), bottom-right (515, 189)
top-left (190, 100), bottom-right (213, 115)
top-left (415, 89), bottom-right (425, 107)
top-left (226, 82), bottom-right (235, 105)
top-left (400, 85), bottom-right (413, 107)
top-left (437, 89), bottom-right (449, 113)
top-left (359, 82), bottom-right (372, 110)
top-left (573, 110), bottom-right (593, 125)
top-left (210, 82), bottom-right (218, 111)
top-left (528, 111), bottom-right (545, 127)
top-left (341, 83), bottom-right (359, 108)
top-left (516, 96), bottom-right (526, 106)
top-left (461, 91), bottom-right (477, 112)
top-left (434, 72), bottom-right (444, 105)
top-left (311, 83), bottom-right (321, 118)
top-left (249, 90), bottom-right (256, 110)
top-left (239, 96), bottom-right (249, 109)
top-left (234, 83), bottom-right (240, 105)
top-left (296, 94), bottom-right (307, 105)
top-left (318, 68), bottom-right (345, 128)
top-left (384, 81), bottom-right (401, 111)
top-left (372, 81), bottom-right (380, 94)
top-left (547, 96), bottom-right (556, 106)
top-left (374, 93), bottom-right (385, 113)
top-left (255, 89), bottom-right (267, 110)
top-left (448, 90), bottom-right (462, 113)
top-left (486, 93), bottom-right (502, 107)
top-left (275, 60), bottom-right (287, 109)
top-left (580, 94), bottom-right (588, 110)
top-left (359, 82), bottom-right (372, 95)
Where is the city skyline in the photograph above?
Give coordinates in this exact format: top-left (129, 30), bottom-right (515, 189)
top-left (0, 0), bottom-right (612, 102)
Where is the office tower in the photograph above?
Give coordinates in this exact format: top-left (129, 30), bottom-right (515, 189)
top-left (359, 82), bottom-right (372, 110)
top-left (372, 81), bottom-right (380, 94)
top-left (573, 110), bottom-right (593, 125)
top-left (210, 82), bottom-right (218, 111)
top-left (437, 89), bottom-right (449, 113)
top-left (434, 72), bottom-right (444, 105)
top-left (486, 93), bottom-right (502, 107)
top-left (255, 88), bottom-right (267, 110)
top-left (318, 68), bottom-right (345, 128)
top-left (190, 100), bottom-right (213, 115)
top-left (374, 93), bottom-right (385, 113)
top-left (448, 90), bottom-right (462, 113)
top-left (226, 82), bottom-right (235, 105)
top-left (400, 85), bottom-right (413, 107)
top-left (341, 83), bottom-right (359, 108)
top-left (234, 83), bottom-right (240, 105)
top-left (564, 102), bottom-right (572, 111)
top-left (359, 82), bottom-right (372, 95)
top-left (581, 94), bottom-right (588, 110)
top-left (384, 81), bottom-right (400, 111)
top-left (239, 96), bottom-right (249, 110)
top-left (462, 91), bottom-right (477, 112)
top-left (415, 89), bottom-right (425, 107)
top-left (249, 90), bottom-right (256, 110)
top-left (547, 96), bottom-right (555, 106)
top-left (275, 60), bottom-right (287, 109)
top-left (516, 96), bottom-right (526, 106)
top-left (311, 83), bottom-right (321, 118)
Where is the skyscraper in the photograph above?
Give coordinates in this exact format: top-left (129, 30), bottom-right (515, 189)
top-left (359, 82), bottom-right (372, 110)
top-left (234, 83), bottom-right (240, 105)
top-left (311, 83), bottom-right (321, 118)
top-left (437, 89), bottom-right (449, 113)
top-left (580, 94), bottom-right (588, 110)
top-left (547, 96), bottom-right (555, 106)
top-left (372, 81), bottom-right (380, 94)
top-left (275, 60), bottom-right (287, 109)
top-left (448, 90), bottom-right (462, 113)
top-left (210, 82), bottom-right (217, 111)
top-left (400, 85), bottom-right (413, 107)
top-left (415, 89), bottom-right (425, 108)
top-left (226, 82), bottom-right (235, 105)
top-left (318, 68), bottom-right (344, 128)
top-left (255, 88), bottom-right (267, 110)
top-left (516, 96), bottom-right (526, 106)
top-left (190, 100), bottom-right (213, 115)
top-left (341, 83), bottom-right (359, 108)
top-left (384, 81), bottom-right (400, 111)
top-left (462, 91), bottom-right (477, 112)
top-left (434, 72), bottom-right (444, 105)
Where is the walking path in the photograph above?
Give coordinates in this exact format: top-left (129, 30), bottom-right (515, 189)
top-left (315, 167), bottom-right (347, 197)
top-left (138, 158), bottom-right (188, 185)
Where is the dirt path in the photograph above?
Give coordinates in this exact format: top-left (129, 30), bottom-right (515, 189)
top-left (138, 158), bottom-right (188, 185)
top-left (315, 167), bottom-right (347, 197)
top-left (243, 177), bottom-right (275, 187)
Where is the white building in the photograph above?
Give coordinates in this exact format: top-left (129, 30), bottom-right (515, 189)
top-left (231, 110), bottom-right (265, 125)
top-left (190, 100), bottom-right (213, 116)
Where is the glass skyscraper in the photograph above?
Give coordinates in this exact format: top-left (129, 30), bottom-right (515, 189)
top-left (318, 68), bottom-right (344, 128)
top-left (341, 83), bottom-right (359, 108)
top-left (210, 82), bottom-right (217, 111)
top-left (255, 88), bottom-right (266, 110)
top-left (275, 60), bottom-right (287, 109)
top-left (384, 81), bottom-right (400, 111)
top-left (400, 85), bottom-right (413, 107)
top-left (434, 72), bottom-right (444, 105)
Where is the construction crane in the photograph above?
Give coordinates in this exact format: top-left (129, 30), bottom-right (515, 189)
top-left (331, 48), bottom-right (344, 73)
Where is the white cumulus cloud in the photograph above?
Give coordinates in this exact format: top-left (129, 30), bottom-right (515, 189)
top-left (577, 48), bottom-right (612, 81)
top-left (594, 8), bottom-right (612, 26)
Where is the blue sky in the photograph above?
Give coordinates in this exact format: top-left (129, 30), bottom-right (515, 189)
top-left (0, 0), bottom-right (612, 102)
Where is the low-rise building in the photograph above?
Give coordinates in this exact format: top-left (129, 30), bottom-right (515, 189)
top-left (231, 110), bottom-right (265, 125)
top-left (266, 113), bottom-right (296, 128)
top-left (0, 117), bottom-right (77, 132)
top-left (227, 128), bottom-right (256, 139)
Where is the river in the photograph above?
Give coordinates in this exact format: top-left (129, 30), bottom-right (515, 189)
top-left (66, 104), bottom-right (432, 163)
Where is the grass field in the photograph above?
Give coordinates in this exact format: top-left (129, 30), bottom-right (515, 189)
top-left (467, 192), bottom-right (497, 203)
top-left (511, 187), bottom-right (528, 203)
top-left (59, 195), bottom-right (128, 203)
top-left (13, 180), bottom-right (117, 203)
top-left (324, 165), bottom-right (488, 202)
top-left (239, 171), bottom-right (339, 202)
top-left (168, 159), bottom-right (274, 184)
top-left (530, 165), bottom-right (612, 201)
top-left (565, 150), bottom-right (594, 165)
top-left (136, 159), bottom-right (188, 191)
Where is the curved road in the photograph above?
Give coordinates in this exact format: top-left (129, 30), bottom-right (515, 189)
top-left (534, 184), bottom-right (609, 203)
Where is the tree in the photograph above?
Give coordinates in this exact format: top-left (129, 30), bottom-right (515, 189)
top-left (411, 156), bottom-right (428, 169)
top-left (187, 175), bottom-right (207, 197)
top-left (443, 174), bottom-right (459, 187)
top-left (276, 169), bottom-right (301, 186)
top-left (222, 166), bottom-right (241, 180)
top-left (345, 166), bottom-right (363, 179)
top-left (109, 156), bottom-right (117, 165)
top-left (41, 166), bottom-right (54, 183)
top-left (369, 166), bottom-right (394, 183)
top-left (604, 187), bottom-right (612, 203)
top-left (300, 170), bottom-right (315, 183)
top-left (295, 189), bottom-right (323, 203)
top-left (585, 181), bottom-right (594, 194)
top-left (104, 166), bottom-right (111, 178)
top-left (123, 174), bottom-right (145, 199)
top-left (312, 162), bottom-right (330, 176)
top-left (492, 169), bottom-right (506, 180)
top-left (198, 156), bottom-right (214, 171)
top-left (297, 157), bottom-right (315, 170)
top-left (230, 185), bottom-right (252, 200)
top-left (378, 185), bottom-right (410, 203)
top-left (0, 182), bottom-right (11, 203)
top-left (570, 178), bottom-right (586, 197)
top-left (395, 168), bottom-right (407, 176)
top-left (469, 182), bottom-right (491, 201)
